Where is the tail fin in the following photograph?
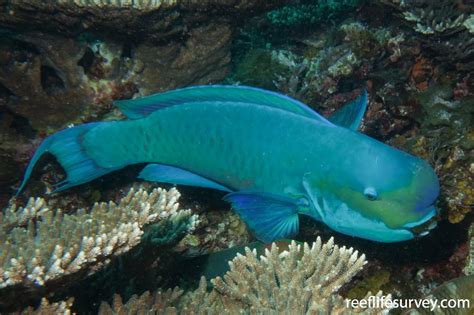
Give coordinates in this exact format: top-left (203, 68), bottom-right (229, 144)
top-left (17, 122), bottom-right (121, 194)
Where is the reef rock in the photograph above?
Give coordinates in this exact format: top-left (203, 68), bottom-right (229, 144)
top-left (0, 0), bottom-right (287, 132)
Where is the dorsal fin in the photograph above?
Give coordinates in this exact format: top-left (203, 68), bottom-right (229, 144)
top-left (114, 85), bottom-right (330, 124)
top-left (328, 90), bottom-right (368, 130)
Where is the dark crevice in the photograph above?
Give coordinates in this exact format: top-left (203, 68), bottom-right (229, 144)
top-left (121, 42), bottom-right (132, 59)
top-left (77, 47), bottom-right (95, 74)
top-left (0, 82), bottom-right (15, 103)
top-left (0, 107), bottom-right (37, 139)
top-left (8, 38), bottom-right (41, 62)
top-left (40, 65), bottom-right (65, 95)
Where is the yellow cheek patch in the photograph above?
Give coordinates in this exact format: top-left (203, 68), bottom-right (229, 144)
top-left (334, 186), bottom-right (421, 229)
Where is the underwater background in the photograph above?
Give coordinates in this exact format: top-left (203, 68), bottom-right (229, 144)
top-left (0, 0), bottom-right (473, 314)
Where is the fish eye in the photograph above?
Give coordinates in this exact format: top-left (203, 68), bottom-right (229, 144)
top-left (364, 187), bottom-right (378, 201)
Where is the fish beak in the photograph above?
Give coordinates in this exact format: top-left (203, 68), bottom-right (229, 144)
top-left (401, 205), bottom-right (438, 238)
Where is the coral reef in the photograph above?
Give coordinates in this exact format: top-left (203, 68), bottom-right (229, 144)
top-left (464, 223), bottom-right (474, 276)
top-left (411, 85), bottom-right (474, 224)
top-left (99, 237), bottom-right (391, 314)
top-left (230, 49), bottom-right (291, 90)
top-left (209, 237), bottom-right (369, 313)
top-left (398, 1), bottom-right (468, 35)
top-left (17, 298), bottom-right (74, 315)
top-left (99, 288), bottom-right (183, 314)
top-left (268, 20), bottom-right (396, 104)
top-left (266, 0), bottom-right (361, 28)
top-left (0, 186), bottom-right (198, 311)
top-left (175, 209), bottom-right (250, 257)
top-left (345, 269), bottom-right (391, 300)
top-left (0, 33), bottom-right (93, 131)
top-left (0, 0), bottom-right (291, 202)
top-left (0, 1), bottom-right (285, 41)
top-left (380, 0), bottom-right (474, 71)
top-left (0, 25), bottom-right (233, 131)
top-left (411, 275), bottom-right (474, 314)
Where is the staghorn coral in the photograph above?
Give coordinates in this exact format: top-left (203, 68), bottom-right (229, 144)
top-left (400, 1), bottom-right (467, 35)
top-left (210, 237), bottom-right (370, 313)
top-left (100, 237), bottom-right (392, 314)
top-left (0, 186), bottom-right (198, 310)
top-left (178, 276), bottom-right (245, 314)
top-left (98, 287), bottom-right (183, 315)
top-left (17, 298), bottom-right (74, 315)
top-left (464, 14), bottom-right (474, 33)
top-left (380, 0), bottom-right (474, 70)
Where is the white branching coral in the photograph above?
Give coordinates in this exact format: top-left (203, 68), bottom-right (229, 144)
top-left (100, 237), bottom-right (391, 314)
top-left (18, 298), bottom-right (74, 315)
top-left (464, 14), bottom-right (474, 34)
top-left (0, 186), bottom-right (197, 290)
top-left (99, 287), bottom-right (184, 314)
top-left (211, 237), bottom-right (370, 313)
top-left (0, 197), bottom-right (51, 232)
top-left (382, 0), bottom-right (470, 35)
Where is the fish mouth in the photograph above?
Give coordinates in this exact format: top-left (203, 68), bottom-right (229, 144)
top-left (400, 205), bottom-right (438, 237)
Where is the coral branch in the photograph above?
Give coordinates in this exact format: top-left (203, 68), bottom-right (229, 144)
top-left (0, 186), bottom-right (198, 309)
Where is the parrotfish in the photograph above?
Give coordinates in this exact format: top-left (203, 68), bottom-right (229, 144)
top-left (18, 85), bottom-right (440, 243)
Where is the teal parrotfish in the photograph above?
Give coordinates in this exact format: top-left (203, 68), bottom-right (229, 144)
top-left (18, 85), bottom-right (440, 243)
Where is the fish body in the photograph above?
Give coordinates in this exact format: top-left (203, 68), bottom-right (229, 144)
top-left (18, 85), bottom-right (440, 243)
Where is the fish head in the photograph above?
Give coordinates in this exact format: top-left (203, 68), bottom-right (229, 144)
top-left (303, 137), bottom-right (440, 242)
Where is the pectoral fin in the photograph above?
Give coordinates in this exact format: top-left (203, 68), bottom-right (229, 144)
top-left (328, 90), bottom-right (368, 130)
top-left (224, 191), bottom-right (303, 243)
top-left (139, 164), bottom-right (232, 192)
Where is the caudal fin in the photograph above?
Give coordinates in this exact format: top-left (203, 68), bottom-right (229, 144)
top-left (17, 122), bottom-right (120, 194)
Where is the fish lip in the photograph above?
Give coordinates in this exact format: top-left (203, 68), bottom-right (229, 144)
top-left (400, 205), bottom-right (437, 237)
top-left (401, 205), bottom-right (436, 228)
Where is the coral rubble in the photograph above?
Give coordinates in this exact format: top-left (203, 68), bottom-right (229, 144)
top-left (0, 186), bottom-right (198, 311)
